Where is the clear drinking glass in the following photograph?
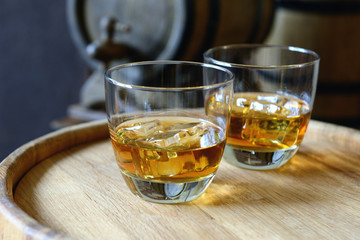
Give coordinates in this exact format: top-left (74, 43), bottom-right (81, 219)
top-left (204, 44), bottom-right (320, 170)
top-left (105, 61), bottom-right (233, 203)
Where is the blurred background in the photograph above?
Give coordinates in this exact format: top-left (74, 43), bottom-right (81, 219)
top-left (1, 0), bottom-right (359, 161)
top-left (0, 1), bottom-right (86, 160)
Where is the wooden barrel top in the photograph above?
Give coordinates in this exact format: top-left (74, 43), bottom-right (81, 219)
top-left (1, 119), bottom-right (360, 240)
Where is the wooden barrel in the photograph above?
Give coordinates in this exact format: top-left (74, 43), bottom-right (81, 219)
top-left (67, 0), bottom-right (275, 68)
top-left (1, 120), bottom-right (360, 239)
top-left (67, 0), bottom-right (275, 108)
top-left (264, 0), bottom-right (360, 128)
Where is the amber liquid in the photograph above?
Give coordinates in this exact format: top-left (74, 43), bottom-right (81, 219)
top-left (227, 92), bottom-right (311, 151)
top-left (110, 116), bottom-right (226, 183)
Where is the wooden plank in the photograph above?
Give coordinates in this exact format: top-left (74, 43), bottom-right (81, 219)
top-left (1, 120), bottom-right (359, 239)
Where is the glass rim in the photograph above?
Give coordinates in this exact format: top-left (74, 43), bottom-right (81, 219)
top-left (104, 60), bottom-right (234, 91)
top-left (204, 44), bottom-right (320, 69)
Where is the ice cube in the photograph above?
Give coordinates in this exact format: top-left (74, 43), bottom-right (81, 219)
top-left (248, 100), bottom-right (293, 117)
top-left (249, 100), bottom-right (279, 114)
top-left (163, 122), bottom-right (202, 135)
top-left (195, 156), bottom-right (209, 171)
top-left (144, 150), bottom-right (160, 160)
top-left (235, 97), bottom-right (248, 107)
top-left (118, 119), bottom-right (161, 144)
top-left (146, 130), bottom-right (183, 148)
top-left (127, 119), bottom-right (161, 137)
top-left (167, 152), bottom-right (178, 159)
top-left (140, 121), bottom-right (207, 150)
top-left (257, 94), bottom-right (279, 104)
top-left (284, 99), bottom-right (301, 117)
top-left (156, 158), bottom-right (183, 176)
top-left (200, 126), bottom-right (221, 148)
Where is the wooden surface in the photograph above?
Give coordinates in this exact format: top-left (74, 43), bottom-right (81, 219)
top-left (1, 119), bottom-right (360, 240)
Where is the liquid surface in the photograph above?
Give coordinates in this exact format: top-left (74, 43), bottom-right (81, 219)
top-left (110, 117), bottom-right (226, 183)
top-left (227, 92), bottom-right (311, 151)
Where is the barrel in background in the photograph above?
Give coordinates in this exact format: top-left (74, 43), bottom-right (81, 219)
top-left (179, 0), bottom-right (275, 61)
top-left (265, 0), bottom-right (360, 128)
top-left (68, 0), bottom-right (275, 68)
top-left (67, 0), bottom-right (275, 109)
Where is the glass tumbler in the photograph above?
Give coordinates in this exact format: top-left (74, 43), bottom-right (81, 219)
top-left (204, 44), bottom-right (320, 170)
top-left (105, 61), bottom-right (233, 203)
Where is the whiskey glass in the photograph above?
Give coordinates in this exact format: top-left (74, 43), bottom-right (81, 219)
top-left (105, 61), bottom-right (233, 203)
top-left (204, 44), bottom-right (320, 170)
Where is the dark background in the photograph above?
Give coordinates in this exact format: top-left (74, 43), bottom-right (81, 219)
top-left (0, 1), bottom-right (86, 160)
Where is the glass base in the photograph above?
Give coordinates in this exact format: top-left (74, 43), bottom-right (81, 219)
top-left (122, 174), bottom-right (215, 204)
top-left (223, 145), bottom-right (299, 170)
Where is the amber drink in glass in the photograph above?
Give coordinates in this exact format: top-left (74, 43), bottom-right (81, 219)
top-left (105, 61), bottom-right (233, 203)
top-left (204, 45), bottom-right (319, 170)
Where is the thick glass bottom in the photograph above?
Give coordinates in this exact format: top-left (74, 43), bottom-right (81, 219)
top-left (223, 144), bottom-right (299, 170)
top-left (121, 174), bottom-right (215, 204)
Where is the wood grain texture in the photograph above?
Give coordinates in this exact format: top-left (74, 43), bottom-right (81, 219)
top-left (1, 120), bottom-right (359, 240)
